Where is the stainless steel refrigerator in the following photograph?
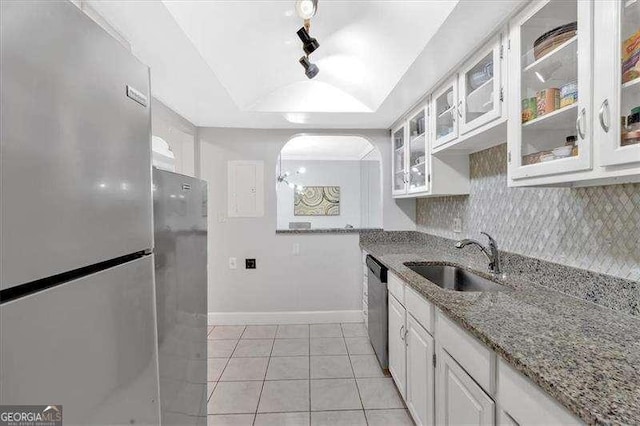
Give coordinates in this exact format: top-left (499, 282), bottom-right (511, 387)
top-left (1, 2), bottom-right (160, 424)
top-left (153, 168), bottom-right (208, 425)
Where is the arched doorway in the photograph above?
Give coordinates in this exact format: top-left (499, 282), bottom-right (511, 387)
top-left (276, 135), bottom-right (382, 230)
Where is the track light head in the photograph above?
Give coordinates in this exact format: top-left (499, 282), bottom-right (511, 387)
top-left (296, 27), bottom-right (319, 55)
top-left (299, 56), bottom-right (319, 79)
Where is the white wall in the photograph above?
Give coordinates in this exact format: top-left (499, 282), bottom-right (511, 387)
top-left (198, 128), bottom-right (415, 320)
top-left (360, 150), bottom-right (382, 229)
top-left (277, 160), bottom-right (364, 230)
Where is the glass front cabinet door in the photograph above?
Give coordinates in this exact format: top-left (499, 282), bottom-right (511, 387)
top-left (432, 76), bottom-right (459, 149)
top-left (595, 0), bottom-right (640, 167)
top-left (392, 124), bottom-right (408, 196)
top-left (508, 0), bottom-right (593, 180)
top-left (407, 107), bottom-right (429, 193)
top-left (459, 34), bottom-right (503, 134)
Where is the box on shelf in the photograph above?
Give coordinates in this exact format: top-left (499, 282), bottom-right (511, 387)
top-left (521, 97), bottom-right (537, 123)
top-left (536, 88), bottom-right (560, 116)
top-left (560, 82), bottom-right (578, 108)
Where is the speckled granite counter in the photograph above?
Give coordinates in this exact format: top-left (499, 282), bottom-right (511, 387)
top-left (361, 235), bottom-right (640, 426)
top-left (276, 228), bottom-right (382, 235)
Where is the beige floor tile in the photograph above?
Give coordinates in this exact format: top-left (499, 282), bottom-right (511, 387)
top-left (311, 410), bottom-right (367, 426)
top-left (232, 339), bottom-right (273, 357)
top-left (207, 414), bottom-right (254, 425)
top-left (310, 323), bottom-right (343, 338)
top-left (341, 323), bottom-right (368, 338)
top-left (241, 325), bottom-right (277, 339)
top-left (209, 326), bottom-right (246, 340)
top-left (254, 412), bottom-right (310, 426)
top-left (207, 381), bottom-right (262, 414)
top-left (208, 340), bottom-right (238, 358)
top-left (310, 338), bottom-right (347, 355)
top-left (310, 379), bottom-right (362, 411)
top-left (266, 356), bottom-right (309, 380)
top-left (349, 355), bottom-right (387, 378)
top-left (356, 378), bottom-right (405, 409)
top-left (271, 338), bottom-right (309, 356)
top-left (365, 409), bottom-right (414, 426)
top-left (219, 357), bottom-right (268, 381)
top-left (276, 324), bottom-right (310, 339)
top-left (345, 337), bottom-right (375, 355)
top-left (257, 380), bottom-right (310, 413)
top-left (310, 356), bottom-right (353, 379)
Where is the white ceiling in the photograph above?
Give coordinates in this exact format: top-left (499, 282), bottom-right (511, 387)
top-left (162, 0), bottom-right (456, 113)
top-left (87, 0), bottom-right (523, 128)
top-left (281, 135), bottom-right (375, 161)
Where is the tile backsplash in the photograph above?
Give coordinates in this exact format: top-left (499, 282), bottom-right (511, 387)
top-left (416, 144), bottom-right (640, 281)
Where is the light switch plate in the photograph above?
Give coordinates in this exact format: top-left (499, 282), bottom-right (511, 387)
top-left (292, 243), bottom-right (300, 255)
top-left (228, 257), bottom-right (237, 269)
top-left (453, 217), bottom-right (462, 233)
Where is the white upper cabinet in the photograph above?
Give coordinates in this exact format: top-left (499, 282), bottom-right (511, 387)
top-left (459, 34), bottom-right (504, 135)
top-left (391, 124), bottom-right (408, 196)
top-left (432, 76), bottom-right (459, 149)
top-left (408, 107), bottom-right (430, 194)
top-left (595, 0), bottom-right (640, 167)
top-left (508, 0), bottom-right (593, 180)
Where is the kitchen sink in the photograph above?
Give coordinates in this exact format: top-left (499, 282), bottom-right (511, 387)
top-left (404, 263), bottom-right (504, 292)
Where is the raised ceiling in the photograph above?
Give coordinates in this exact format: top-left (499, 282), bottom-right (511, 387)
top-left (87, 0), bottom-right (523, 128)
top-left (281, 136), bottom-right (376, 161)
top-left (162, 0), bottom-right (457, 113)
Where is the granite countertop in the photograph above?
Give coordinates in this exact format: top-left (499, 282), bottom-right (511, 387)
top-left (361, 239), bottom-right (640, 426)
top-left (276, 228), bottom-right (382, 235)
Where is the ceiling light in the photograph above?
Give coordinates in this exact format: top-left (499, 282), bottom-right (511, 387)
top-left (297, 27), bottom-right (319, 56)
top-left (299, 56), bottom-right (319, 79)
top-left (295, 0), bottom-right (317, 19)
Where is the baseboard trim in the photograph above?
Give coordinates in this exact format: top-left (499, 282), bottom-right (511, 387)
top-left (208, 310), bottom-right (363, 326)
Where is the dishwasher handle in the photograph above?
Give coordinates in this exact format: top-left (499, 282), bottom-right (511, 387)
top-left (366, 255), bottom-right (387, 283)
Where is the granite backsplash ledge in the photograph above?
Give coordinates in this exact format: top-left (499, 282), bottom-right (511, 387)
top-left (415, 143), bottom-right (640, 281)
top-left (360, 231), bottom-right (639, 317)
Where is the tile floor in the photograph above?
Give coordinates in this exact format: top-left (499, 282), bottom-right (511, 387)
top-left (207, 323), bottom-right (414, 426)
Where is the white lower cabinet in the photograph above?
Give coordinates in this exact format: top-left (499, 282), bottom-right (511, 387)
top-left (436, 348), bottom-right (495, 426)
top-left (388, 293), bottom-right (407, 399)
top-left (406, 314), bottom-right (435, 426)
top-left (497, 359), bottom-right (582, 425)
top-left (385, 271), bottom-right (583, 426)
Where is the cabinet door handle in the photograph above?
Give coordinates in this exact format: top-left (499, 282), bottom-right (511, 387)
top-left (400, 325), bottom-right (405, 340)
top-left (576, 107), bottom-right (586, 140)
top-left (599, 99), bottom-right (610, 133)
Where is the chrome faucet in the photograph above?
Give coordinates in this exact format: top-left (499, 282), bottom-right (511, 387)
top-left (455, 232), bottom-right (503, 276)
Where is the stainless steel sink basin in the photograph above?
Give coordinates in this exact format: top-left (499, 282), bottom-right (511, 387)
top-left (404, 263), bottom-right (504, 292)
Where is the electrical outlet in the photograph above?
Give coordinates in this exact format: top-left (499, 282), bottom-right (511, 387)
top-left (228, 257), bottom-right (237, 269)
top-left (292, 243), bottom-right (300, 255)
top-left (453, 217), bottom-right (462, 233)
top-left (245, 259), bottom-right (256, 269)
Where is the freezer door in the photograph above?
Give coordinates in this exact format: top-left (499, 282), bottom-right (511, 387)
top-left (0, 1), bottom-right (153, 290)
top-left (153, 168), bottom-right (208, 422)
top-left (0, 255), bottom-right (160, 425)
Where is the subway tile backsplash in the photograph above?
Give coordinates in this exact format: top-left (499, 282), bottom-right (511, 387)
top-left (416, 144), bottom-right (640, 281)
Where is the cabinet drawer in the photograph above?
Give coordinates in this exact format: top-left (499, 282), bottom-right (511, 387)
top-left (388, 272), bottom-right (405, 305)
top-left (436, 311), bottom-right (495, 393)
top-left (405, 285), bottom-right (434, 334)
top-left (497, 359), bottom-right (582, 425)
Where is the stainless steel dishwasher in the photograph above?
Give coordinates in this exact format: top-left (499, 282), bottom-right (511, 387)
top-left (367, 255), bottom-right (388, 369)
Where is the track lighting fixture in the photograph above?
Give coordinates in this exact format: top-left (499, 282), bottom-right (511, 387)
top-left (297, 27), bottom-right (319, 56)
top-left (295, 0), bottom-right (317, 20)
top-left (299, 56), bottom-right (319, 79)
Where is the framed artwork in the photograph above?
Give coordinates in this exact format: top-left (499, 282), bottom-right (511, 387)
top-left (294, 186), bottom-right (340, 216)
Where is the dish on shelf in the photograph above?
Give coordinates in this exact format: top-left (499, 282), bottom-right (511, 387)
top-left (533, 22), bottom-right (577, 60)
top-left (552, 145), bottom-right (573, 158)
top-left (469, 61), bottom-right (494, 90)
